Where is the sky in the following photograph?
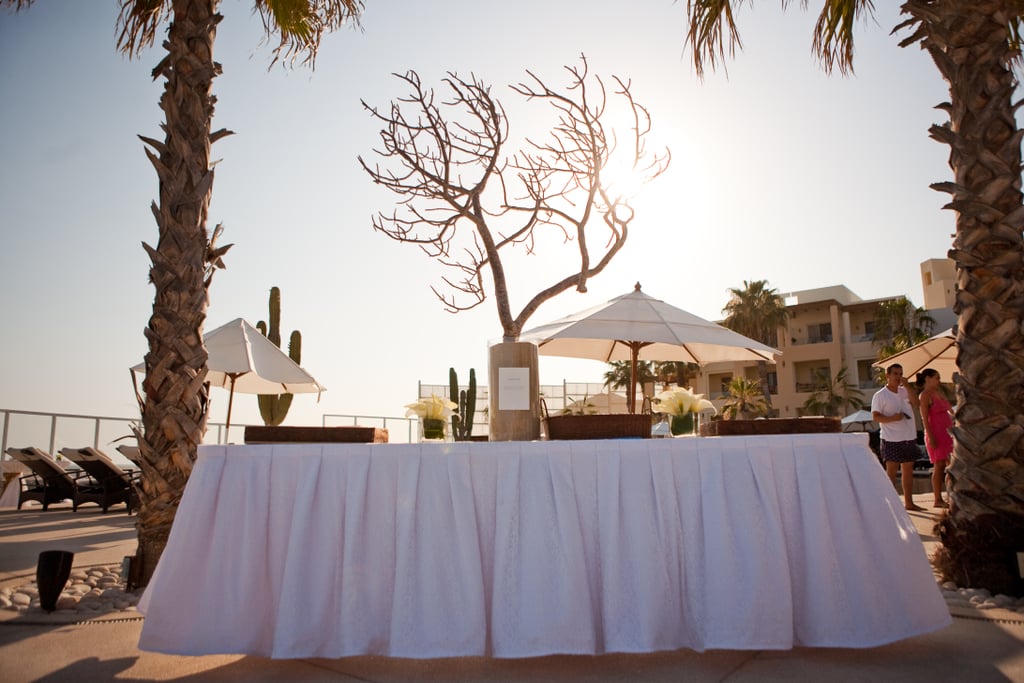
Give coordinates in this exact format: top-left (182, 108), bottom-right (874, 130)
top-left (0, 1), bottom-right (959, 440)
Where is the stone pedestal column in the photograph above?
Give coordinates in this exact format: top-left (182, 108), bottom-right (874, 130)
top-left (488, 341), bottom-right (540, 441)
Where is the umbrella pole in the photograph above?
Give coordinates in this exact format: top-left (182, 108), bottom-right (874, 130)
top-left (225, 375), bottom-right (237, 439)
top-left (630, 346), bottom-right (639, 414)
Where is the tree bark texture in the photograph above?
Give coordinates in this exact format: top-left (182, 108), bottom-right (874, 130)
top-left (133, 0), bottom-right (223, 588)
top-left (902, 0), bottom-right (1024, 595)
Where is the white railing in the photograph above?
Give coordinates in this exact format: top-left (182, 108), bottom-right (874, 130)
top-left (1, 408), bottom-right (141, 463)
top-left (0, 408), bottom-right (421, 462)
top-left (321, 414), bottom-right (419, 443)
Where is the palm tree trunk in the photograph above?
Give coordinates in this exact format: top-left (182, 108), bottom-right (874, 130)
top-left (902, 0), bottom-right (1024, 595)
top-left (133, 0), bottom-right (222, 588)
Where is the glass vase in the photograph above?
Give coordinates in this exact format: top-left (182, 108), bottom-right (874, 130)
top-left (421, 418), bottom-right (447, 441)
top-left (670, 413), bottom-right (695, 436)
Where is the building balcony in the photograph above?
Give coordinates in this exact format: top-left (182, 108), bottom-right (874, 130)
top-left (790, 335), bottom-right (834, 346)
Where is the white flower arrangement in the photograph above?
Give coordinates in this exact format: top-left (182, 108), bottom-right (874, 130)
top-left (651, 387), bottom-right (717, 417)
top-left (405, 394), bottom-right (458, 421)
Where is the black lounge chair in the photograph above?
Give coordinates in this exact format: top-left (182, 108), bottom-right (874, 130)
top-left (3, 447), bottom-right (96, 511)
top-left (115, 444), bottom-right (142, 467)
top-left (59, 447), bottom-right (138, 514)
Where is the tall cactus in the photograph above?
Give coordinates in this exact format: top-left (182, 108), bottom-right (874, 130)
top-left (449, 367), bottom-right (477, 441)
top-left (256, 287), bottom-right (301, 426)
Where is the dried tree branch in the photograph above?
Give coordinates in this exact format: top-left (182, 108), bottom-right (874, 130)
top-left (359, 54), bottom-right (670, 340)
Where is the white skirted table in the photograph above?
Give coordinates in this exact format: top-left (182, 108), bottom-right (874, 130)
top-left (137, 434), bottom-right (951, 658)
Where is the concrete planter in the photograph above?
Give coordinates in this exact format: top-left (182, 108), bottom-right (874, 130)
top-left (488, 341), bottom-right (540, 441)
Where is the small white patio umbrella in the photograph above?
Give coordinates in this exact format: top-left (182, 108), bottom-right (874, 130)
top-left (519, 284), bottom-right (781, 413)
top-left (873, 327), bottom-right (957, 379)
top-left (841, 409), bottom-right (877, 432)
top-left (130, 318), bottom-right (325, 432)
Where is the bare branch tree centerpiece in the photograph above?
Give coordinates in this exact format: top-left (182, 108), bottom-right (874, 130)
top-left (360, 55), bottom-right (669, 440)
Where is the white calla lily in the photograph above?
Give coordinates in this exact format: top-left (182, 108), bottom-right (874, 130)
top-left (652, 387), bottom-right (717, 417)
top-left (405, 394), bottom-right (459, 420)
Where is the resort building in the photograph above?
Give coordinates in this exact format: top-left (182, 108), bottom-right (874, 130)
top-left (690, 258), bottom-right (958, 417)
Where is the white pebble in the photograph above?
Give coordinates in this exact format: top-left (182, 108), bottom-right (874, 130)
top-left (55, 596), bottom-right (78, 610)
top-left (11, 593), bottom-right (30, 607)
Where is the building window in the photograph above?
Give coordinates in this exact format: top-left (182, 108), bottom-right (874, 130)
top-left (808, 323), bottom-right (833, 344)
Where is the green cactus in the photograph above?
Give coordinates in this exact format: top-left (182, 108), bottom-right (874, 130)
top-left (256, 287), bottom-right (301, 426)
top-left (449, 367), bottom-right (477, 441)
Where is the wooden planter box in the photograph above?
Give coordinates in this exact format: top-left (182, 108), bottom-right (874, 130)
top-left (545, 414), bottom-right (652, 440)
top-left (700, 417), bottom-right (840, 437)
top-left (244, 426), bottom-right (389, 444)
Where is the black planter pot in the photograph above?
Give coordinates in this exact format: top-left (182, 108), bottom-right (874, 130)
top-left (36, 550), bottom-right (74, 612)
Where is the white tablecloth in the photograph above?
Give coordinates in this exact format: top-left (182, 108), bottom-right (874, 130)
top-left (138, 434), bottom-right (951, 658)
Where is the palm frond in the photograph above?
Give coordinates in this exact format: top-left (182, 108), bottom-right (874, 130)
top-left (256, 0), bottom-right (363, 68)
top-left (116, 0), bottom-right (169, 59)
top-left (811, 0), bottom-right (876, 75)
top-left (1008, 16), bottom-right (1024, 71)
top-left (685, 0), bottom-right (743, 78)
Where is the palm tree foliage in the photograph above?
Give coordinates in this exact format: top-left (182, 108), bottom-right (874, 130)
top-left (873, 297), bottom-right (935, 360)
top-left (604, 360), bottom-right (656, 391)
top-left (3, 0), bottom-right (363, 588)
top-left (653, 361), bottom-right (699, 388)
top-left (801, 366), bottom-right (864, 418)
top-left (684, 0), bottom-right (1024, 596)
top-left (720, 377), bottom-right (768, 420)
top-left (722, 279), bottom-right (787, 412)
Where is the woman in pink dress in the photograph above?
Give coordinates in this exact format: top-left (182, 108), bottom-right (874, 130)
top-left (916, 368), bottom-right (953, 508)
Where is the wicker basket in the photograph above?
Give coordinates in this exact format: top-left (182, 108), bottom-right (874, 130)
top-left (542, 399), bottom-right (652, 440)
top-left (244, 426), bottom-right (389, 444)
top-left (700, 417), bottom-right (840, 437)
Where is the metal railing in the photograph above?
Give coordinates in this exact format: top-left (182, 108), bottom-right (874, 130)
top-left (791, 335), bottom-right (834, 346)
top-left (321, 414), bottom-right (418, 443)
top-left (0, 408), bottom-right (424, 461)
top-left (1, 408), bottom-right (140, 461)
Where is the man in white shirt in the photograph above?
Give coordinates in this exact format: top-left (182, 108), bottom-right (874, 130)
top-left (871, 363), bottom-right (922, 511)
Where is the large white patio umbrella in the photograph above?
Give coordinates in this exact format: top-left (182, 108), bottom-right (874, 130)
top-left (130, 318), bottom-right (326, 431)
top-left (872, 327), bottom-right (957, 380)
top-left (519, 284), bottom-right (781, 413)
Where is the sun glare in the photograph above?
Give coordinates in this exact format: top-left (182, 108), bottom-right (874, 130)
top-left (601, 154), bottom-right (646, 201)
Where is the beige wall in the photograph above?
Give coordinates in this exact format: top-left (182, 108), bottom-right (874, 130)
top-left (921, 258), bottom-right (956, 310)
